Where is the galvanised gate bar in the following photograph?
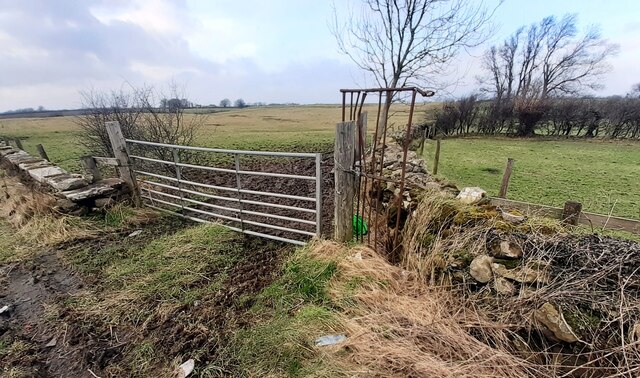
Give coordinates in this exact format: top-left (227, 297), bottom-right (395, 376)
top-left (126, 139), bottom-right (322, 246)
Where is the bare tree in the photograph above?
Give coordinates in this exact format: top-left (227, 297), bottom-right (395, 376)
top-left (76, 85), bottom-right (205, 168)
top-left (333, 0), bottom-right (498, 139)
top-left (219, 98), bottom-right (231, 108)
top-left (481, 14), bottom-right (618, 136)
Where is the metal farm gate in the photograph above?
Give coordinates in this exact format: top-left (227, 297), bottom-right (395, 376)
top-left (124, 138), bottom-right (323, 246)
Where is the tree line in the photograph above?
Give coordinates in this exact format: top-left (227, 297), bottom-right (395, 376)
top-left (422, 13), bottom-right (639, 139)
top-left (427, 94), bottom-right (640, 139)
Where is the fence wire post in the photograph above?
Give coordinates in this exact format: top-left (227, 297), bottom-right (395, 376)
top-left (498, 158), bottom-right (515, 199)
top-left (315, 153), bottom-right (323, 238)
top-left (172, 148), bottom-right (185, 212)
top-left (234, 153), bottom-right (245, 231)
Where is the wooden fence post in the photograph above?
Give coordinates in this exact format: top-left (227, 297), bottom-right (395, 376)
top-left (334, 121), bottom-right (356, 242)
top-left (433, 138), bottom-right (441, 175)
top-left (80, 156), bottom-right (102, 183)
top-left (105, 121), bottom-right (140, 205)
top-left (562, 201), bottom-right (582, 226)
top-left (36, 144), bottom-right (50, 161)
top-left (419, 129), bottom-right (426, 156)
top-left (498, 158), bottom-right (515, 198)
top-left (14, 138), bottom-right (23, 150)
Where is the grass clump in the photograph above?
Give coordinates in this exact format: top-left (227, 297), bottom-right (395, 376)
top-left (229, 246), bottom-right (340, 377)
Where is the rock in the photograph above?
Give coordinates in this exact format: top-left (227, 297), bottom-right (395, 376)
top-left (3, 150), bottom-right (30, 163)
top-left (629, 323), bottom-right (640, 344)
top-left (533, 302), bottom-right (579, 343)
top-left (45, 174), bottom-right (88, 191)
top-left (54, 198), bottom-right (79, 213)
top-left (456, 187), bottom-right (487, 205)
top-left (0, 305), bottom-right (10, 315)
top-left (94, 197), bottom-right (115, 208)
top-left (501, 210), bottom-right (526, 223)
top-left (494, 277), bottom-right (516, 295)
top-left (470, 255), bottom-right (494, 283)
top-left (45, 337), bottom-right (57, 347)
top-left (423, 182), bottom-right (443, 191)
top-left (28, 166), bottom-right (66, 183)
top-left (18, 160), bottom-right (50, 171)
top-left (61, 178), bottom-right (124, 201)
top-left (494, 240), bottom-right (523, 259)
top-left (492, 263), bottom-right (547, 284)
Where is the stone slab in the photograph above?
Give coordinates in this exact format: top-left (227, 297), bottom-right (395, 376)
top-left (61, 178), bottom-right (124, 202)
top-left (28, 166), bottom-right (66, 183)
top-left (18, 160), bottom-right (50, 171)
top-left (4, 150), bottom-right (31, 163)
top-left (45, 173), bottom-right (88, 191)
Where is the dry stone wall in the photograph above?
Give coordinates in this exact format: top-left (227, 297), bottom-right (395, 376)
top-left (0, 142), bottom-right (129, 215)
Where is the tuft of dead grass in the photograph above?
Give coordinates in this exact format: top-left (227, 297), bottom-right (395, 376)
top-left (307, 239), bottom-right (547, 377)
top-left (0, 174), bottom-right (99, 249)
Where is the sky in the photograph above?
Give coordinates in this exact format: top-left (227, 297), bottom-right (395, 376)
top-left (0, 0), bottom-right (638, 111)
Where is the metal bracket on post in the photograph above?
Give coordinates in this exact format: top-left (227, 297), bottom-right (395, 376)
top-left (105, 121), bottom-right (140, 206)
top-left (234, 153), bottom-right (245, 231)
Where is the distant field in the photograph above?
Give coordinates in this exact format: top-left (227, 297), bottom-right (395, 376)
top-left (1, 105), bottom-right (637, 220)
top-left (421, 137), bottom-right (640, 219)
top-left (0, 104), bottom-right (434, 171)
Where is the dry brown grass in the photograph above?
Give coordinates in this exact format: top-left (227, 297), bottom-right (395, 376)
top-left (0, 171), bottom-right (160, 250)
top-left (396, 193), bottom-right (640, 377)
top-left (0, 173), bottom-right (100, 248)
top-left (307, 240), bottom-right (547, 377)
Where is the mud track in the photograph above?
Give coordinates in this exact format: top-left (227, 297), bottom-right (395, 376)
top-left (1, 216), bottom-right (292, 377)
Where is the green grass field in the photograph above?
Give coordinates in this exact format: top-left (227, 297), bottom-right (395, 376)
top-left (1, 106), bottom-right (638, 219)
top-left (421, 137), bottom-right (640, 219)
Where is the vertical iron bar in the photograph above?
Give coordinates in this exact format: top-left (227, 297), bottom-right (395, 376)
top-left (378, 90), bottom-right (392, 251)
top-left (234, 153), bottom-right (245, 231)
top-left (172, 148), bottom-right (184, 212)
top-left (392, 89), bottom-right (418, 252)
top-left (341, 92), bottom-right (346, 122)
top-left (354, 109), bottom-right (363, 242)
top-left (353, 92), bottom-right (361, 122)
top-left (357, 93), bottom-right (368, 244)
top-left (315, 153), bottom-right (322, 237)
top-left (371, 92), bottom-right (384, 247)
top-left (349, 92), bottom-right (354, 121)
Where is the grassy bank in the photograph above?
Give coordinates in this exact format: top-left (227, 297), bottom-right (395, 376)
top-left (422, 137), bottom-right (640, 219)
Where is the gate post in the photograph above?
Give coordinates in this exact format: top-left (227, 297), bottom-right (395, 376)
top-left (105, 121), bottom-right (140, 206)
top-left (334, 121), bottom-right (356, 242)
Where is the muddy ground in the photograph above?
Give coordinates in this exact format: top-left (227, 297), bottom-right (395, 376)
top-left (0, 215), bottom-right (293, 377)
